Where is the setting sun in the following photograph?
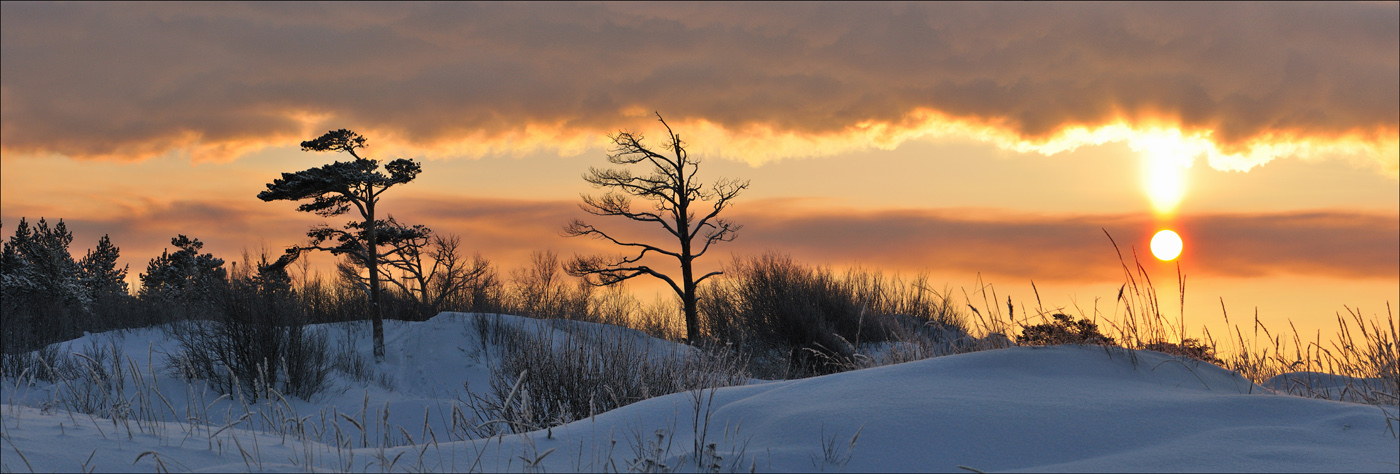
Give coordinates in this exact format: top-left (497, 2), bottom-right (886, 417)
top-left (1151, 229), bottom-right (1184, 261)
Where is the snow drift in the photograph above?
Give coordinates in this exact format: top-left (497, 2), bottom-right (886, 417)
top-left (1, 312), bottom-right (1396, 472)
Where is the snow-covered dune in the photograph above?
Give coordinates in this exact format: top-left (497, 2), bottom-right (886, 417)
top-left (444, 345), bottom-right (1397, 472)
top-left (2, 313), bottom-right (1396, 472)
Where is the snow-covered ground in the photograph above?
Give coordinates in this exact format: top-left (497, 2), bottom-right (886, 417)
top-left (2, 312), bottom-right (1396, 472)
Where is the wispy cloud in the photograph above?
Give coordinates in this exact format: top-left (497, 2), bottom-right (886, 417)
top-left (726, 202), bottom-right (1400, 281)
top-left (8, 197), bottom-right (1392, 285)
top-left (2, 3), bottom-right (1395, 172)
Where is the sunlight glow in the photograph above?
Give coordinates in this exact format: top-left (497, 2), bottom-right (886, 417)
top-left (1151, 229), bottom-right (1183, 261)
top-left (20, 105), bottom-right (1393, 175)
top-left (663, 113), bottom-right (1395, 180)
top-left (1130, 131), bottom-right (1196, 215)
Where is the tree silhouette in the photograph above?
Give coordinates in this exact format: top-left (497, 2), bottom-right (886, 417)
top-left (377, 232), bottom-right (491, 315)
top-left (564, 113), bottom-right (748, 343)
top-left (79, 234), bottom-right (128, 303)
top-left (258, 129), bottom-right (422, 361)
top-left (2, 218), bottom-right (89, 349)
top-left (139, 235), bottom-right (226, 305)
top-left (2, 217), bottom-right (85, 307)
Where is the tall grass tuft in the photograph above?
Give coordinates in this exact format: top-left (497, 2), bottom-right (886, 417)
top-left (698, 252), bottom-right (972, 377)
top-left (463, 314), bottom-right (749, 436)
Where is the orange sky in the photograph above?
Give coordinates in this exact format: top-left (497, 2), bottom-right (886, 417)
top-left (3, 2), bottom-right (1397, 341)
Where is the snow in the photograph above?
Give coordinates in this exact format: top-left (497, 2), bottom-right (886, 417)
top-left (3, 312), bottom-right (1396, 472)
top-left (1264, 372), bottom-right (1398, 404)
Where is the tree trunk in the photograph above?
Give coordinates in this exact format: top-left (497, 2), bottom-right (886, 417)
top-left (367, 196), bottom-right (384, 361)
top-left (678, 171), bottom-right (697, 343)
top-left (682, 275), bottom-right (698, 344)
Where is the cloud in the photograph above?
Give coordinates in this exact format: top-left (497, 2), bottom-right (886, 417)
top-left (1186, 211), bottom-right (1400, 279)
top-left (1, 3), bottom-right (1395, 173)
top-left (724, 201), bottom-right (1399, 282)
top-left (7, 197), bottom-right (1391, 290)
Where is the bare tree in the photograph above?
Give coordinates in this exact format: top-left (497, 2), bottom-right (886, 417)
top-left (258, 129), bottom-right (421, 361)
top-left (379, 233), bottom-right (491, 315)
top-left (510, 250), bottom-right (590, 320)
top-left (563, 113), bottom-right (748, 342)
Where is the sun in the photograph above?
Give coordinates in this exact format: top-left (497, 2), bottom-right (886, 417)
top-left (1150, 230), bottom-right (1183, 261)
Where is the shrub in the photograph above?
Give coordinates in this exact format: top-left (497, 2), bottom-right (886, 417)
top-left (168, 253), bottom-right (331, 400)
top-left (0, 343), bottom-right (66, 381)
top-left (1017, 313), bottom-right (1116, 346)
top-left (697, 252), bottom-right (968, 377)
top-left (464, 315), bottom-right (748, 436)
top-left (1142, 338), bottom-right (1223, 365)
top-left (280, 321), bottom-right (332, 399)
top-left (506, 250), bottom-right (591, 320)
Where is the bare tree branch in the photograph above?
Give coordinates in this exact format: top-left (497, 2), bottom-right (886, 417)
top-left (562, 219), bottom-right (682, 259)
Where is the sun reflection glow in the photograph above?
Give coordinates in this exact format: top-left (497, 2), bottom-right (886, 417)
top-left (1129, 131), bottom-right (1199, 215)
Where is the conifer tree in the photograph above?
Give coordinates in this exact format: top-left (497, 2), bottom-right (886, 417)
top-left (1, 218), bottom-right (87, 349)
top-left (1, 218), bottom-right (85, 306)
top-left (258, 129), bottom-right (422, 361)
top-left (0, 219), bottom-right (35, 294)
top-left (139, 235), bottom-right (226, 305)
top-left (80, 234), bottom-right (129, 301)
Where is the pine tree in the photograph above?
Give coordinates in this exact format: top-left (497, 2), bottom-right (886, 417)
top-left (80, 234), bottom-right (129, 301)
top-left (1, 219), bottom-right (36, 295)
top-left (139, 235), bottom-right (227, 305)
top-left (1, 218), bottom-right (88, 350)
top-left (259, 129), bottom-right (423, 361)
top-left (1, 218), bottom-right (86, 306)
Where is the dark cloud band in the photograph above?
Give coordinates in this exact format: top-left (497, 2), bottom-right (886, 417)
top-left (2, 3), bottom-right (1395, 169)
top-left (7, 198), bottom-right (1392, 285)
top-left (726, 203), bottom-right (1400, 281)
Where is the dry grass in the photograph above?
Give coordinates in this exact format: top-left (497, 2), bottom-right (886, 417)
top-left (960, 231), bottom-right (1399, 416)
top-left (461, 314), bottom-right (750, 437)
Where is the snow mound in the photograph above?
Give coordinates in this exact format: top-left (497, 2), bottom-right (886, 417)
top-left (3, 316), bottom-right (1397, 472)
top-left (470, 345), bottom-right (1397, 472)
top-left (1264, 371), bottom-right (1399, 405)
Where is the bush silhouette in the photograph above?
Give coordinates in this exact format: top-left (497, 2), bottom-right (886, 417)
top-left (1143, 338), bottom-right (1223, 365)
top-left (1017, 313), bottom-right (1115, 346)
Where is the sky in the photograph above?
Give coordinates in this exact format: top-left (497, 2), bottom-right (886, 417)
top-left (2, 2), bottom-right (1396, 341)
